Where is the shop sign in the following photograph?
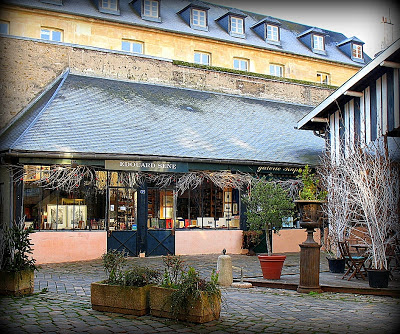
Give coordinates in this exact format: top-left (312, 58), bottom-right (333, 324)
top-left (257, 166), bottom-right (301, 174)
top-left (105, 160), bottom-right (189, 173)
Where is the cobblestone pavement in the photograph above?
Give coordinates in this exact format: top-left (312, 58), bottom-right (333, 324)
top-left (1, 254), bottom-right (399, 334)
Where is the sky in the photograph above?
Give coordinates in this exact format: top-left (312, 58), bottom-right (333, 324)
top-left (209, 0), bottom-right (400, 58)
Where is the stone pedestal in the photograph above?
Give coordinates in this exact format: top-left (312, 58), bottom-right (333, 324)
top-left (217, 254), bottom-right (233, 286)
top-left (297, 222), bottom-right (323, 293)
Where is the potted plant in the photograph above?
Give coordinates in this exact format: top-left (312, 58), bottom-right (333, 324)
top-left (149, 255), bottom-right (221, 323)
top-left (241, 178), bottom-right (295, 279)
top-left (0, 218), bottom-right (37, 296)
top-left (91, 250), bottom-right (160, 315)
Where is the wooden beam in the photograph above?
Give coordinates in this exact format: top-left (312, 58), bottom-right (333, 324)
top-left (380, 61), bottom-right (400, 69)
top-left (311, 117), bottom-right (328, 123)
top-left (344, 90), bottom-right (363, 97)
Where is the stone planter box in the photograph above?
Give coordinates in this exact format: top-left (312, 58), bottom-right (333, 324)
top-left (0, 269), bottom-right (35, 296)
top-left (149, 286), bottom-right (221, 323)
top-left (91, 282), bottom-right (151, 316)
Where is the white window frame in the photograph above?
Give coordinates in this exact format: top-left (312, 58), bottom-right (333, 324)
top-left (143, 0), bottom-right (159, 18)
top-left (40, 27), bottom-right (63, 42)
top-left (313, 34), bottom-right (324, 51)
top-left (269, 64), bottom-right (284, 77)
top-left (230, 16), bottom-right (244, 35)
top-left (233, 58), bottom-right (248, 71)
top-left (192, 9), bottom-right (207, 28)
top-left (266, 25), bottom-right (279, 41)
top-left (0, 20), bottom-right (9, 35)
top-left (121, 40), bottom-right (144, 54)
top-left (101, 0), bottom-right (118, 10)
top-left (194, 51), bottom-right (210, 65)
top-left (352, 44), bottom-right (363, 59)
top-left (317, 72), bottom-right (330, 85)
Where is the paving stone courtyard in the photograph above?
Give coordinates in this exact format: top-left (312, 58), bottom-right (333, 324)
top-left (1, 253), bottom-right (399, 333)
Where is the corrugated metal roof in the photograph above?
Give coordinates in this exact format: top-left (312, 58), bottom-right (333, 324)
top-left (3, 0), bottom-right (371, 66)
top-left (0, 72), bottom-right (325, 165)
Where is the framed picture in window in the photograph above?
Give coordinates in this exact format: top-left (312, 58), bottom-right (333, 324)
top-left (233, 203), bottom-right (238, 214)
top-left (224, 191), bottom-right (231, 202)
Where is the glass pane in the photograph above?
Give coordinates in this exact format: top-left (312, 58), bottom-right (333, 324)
top-left (52, 30), bottom-right (61, 42)
top-left (194, 52), bottom-right (201, 63)
top-left (0, 22), bottom-right (9, 35)
top-left (121, 41), bottom-right (130, 51)
top-left (40, 29), bottom-right (50, 40)
top-left (132, 43), bottom-right (143, 53)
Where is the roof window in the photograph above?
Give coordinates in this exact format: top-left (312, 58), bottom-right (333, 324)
top-left (251, 17), bottom-right (281, 46)
top-left (131, 0), bottom-right (161, 22)
top-left (98, 0), bottom-right (120, 15)
top-left (337, 36), bottom-right (365, 63)
top-left (216, 10), bottom-right (247, 39)
top-left (298, 27), bottom-right (327, 55)
top-left (178, 1), bottom-right (209, 31)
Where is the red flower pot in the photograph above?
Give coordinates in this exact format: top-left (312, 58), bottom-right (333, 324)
top-left (258, 255), bottom-right (286, 279)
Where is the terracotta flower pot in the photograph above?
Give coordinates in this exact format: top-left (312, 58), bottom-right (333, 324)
top-left (258, 255), bottom-right (286, 279)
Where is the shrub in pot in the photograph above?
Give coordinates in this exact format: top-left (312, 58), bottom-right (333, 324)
top-left (0, 219), bottom-right (37, 296)
top-left (242, 230), bottom-right (263, 256)
top-left (91, 250), bottom-right (160, 315)
top-left (241, 178), bottom-right (295, 279)
top-left (149, 255), bottom-right (221, 323)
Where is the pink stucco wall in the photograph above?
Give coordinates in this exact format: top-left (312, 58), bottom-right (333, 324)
top-left (175, 230), bottom-right (243, 255)
top-left (272, 229), bottom-right (321, 253)
top-left (30, 231), bottom-right (107, 264)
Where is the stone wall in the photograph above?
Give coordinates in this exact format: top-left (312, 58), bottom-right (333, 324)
top-left (0, 36), bottom-right (335, 129)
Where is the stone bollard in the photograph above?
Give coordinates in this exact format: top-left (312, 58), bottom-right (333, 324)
top-left (217, 249), bottom-right (233, 286)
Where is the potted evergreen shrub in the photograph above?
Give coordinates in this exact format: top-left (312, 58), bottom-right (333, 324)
top-left (241, 178), bottom-right (295, 279)
top-left (0, 218), bottom-right (37, 296)
top-left (91, 250), bottom-right (160, 315)
top-left (242, 230), bottom-right (264, 255)
top-left (149, 255), bottom-right (221, 323)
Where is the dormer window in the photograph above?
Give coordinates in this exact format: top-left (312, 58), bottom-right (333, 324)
top-left (144, 0), bottom-right (159, 18)
top-left (98, 0), bottom-right (120, 15)
top-left (267, 24), bottom-right (279, 42)
top-left (298, 27), bottom-right (327, 55)
top-left (336, 36), bottom-right (365, 63)
top-left (216, 10), bottom-right (247, 39)
top-left (313, 35), bottom-right (324, 51)
top-left (231, 16), bottom-right (244, 35)
top-left (177, 2), bottom-right (209, 31)
top-left (352, 44), bottom-right (363, 59)
top-left (192, 8), bottom-right (206, 28)
top-left (251, 17), bottom-right (281, 46)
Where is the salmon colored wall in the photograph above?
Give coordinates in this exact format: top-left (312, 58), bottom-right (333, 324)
top-left (175, 230), bottom-right (243, 255)
top-left (272, 229), bottom-right (321, 253)
top-left (30, 231), bottom-right (107, 264)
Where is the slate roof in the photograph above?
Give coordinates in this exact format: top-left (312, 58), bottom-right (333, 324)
top-left (3, 0), bottom-right (371, 66)
top-left (0, 71), bottom-right (325, 165)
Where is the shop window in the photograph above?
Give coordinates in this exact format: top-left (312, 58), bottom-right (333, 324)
top-left (233, 58), bottom-right (248, 71)
top-left (40, 27), bottom-right (63, 42)
top-left (269, 64), bottom-right (284, 77)
top-left (194, 51), bottom-right (211, 65)
top-left (109, 187), bottom-right (137, 231)
top-left (121, 39), bottom-right (144, 54)
top-left (317, 72), bottom-right (330, 85)
top-left (0, 20), bottom-right (9, 35)
top-left (23, 165), bottom-right (106, 231)
top-left (147, 189), bottom-right (174, 229)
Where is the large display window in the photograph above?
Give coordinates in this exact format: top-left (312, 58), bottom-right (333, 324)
top-left (23, 165), bottom-right (106, 230)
